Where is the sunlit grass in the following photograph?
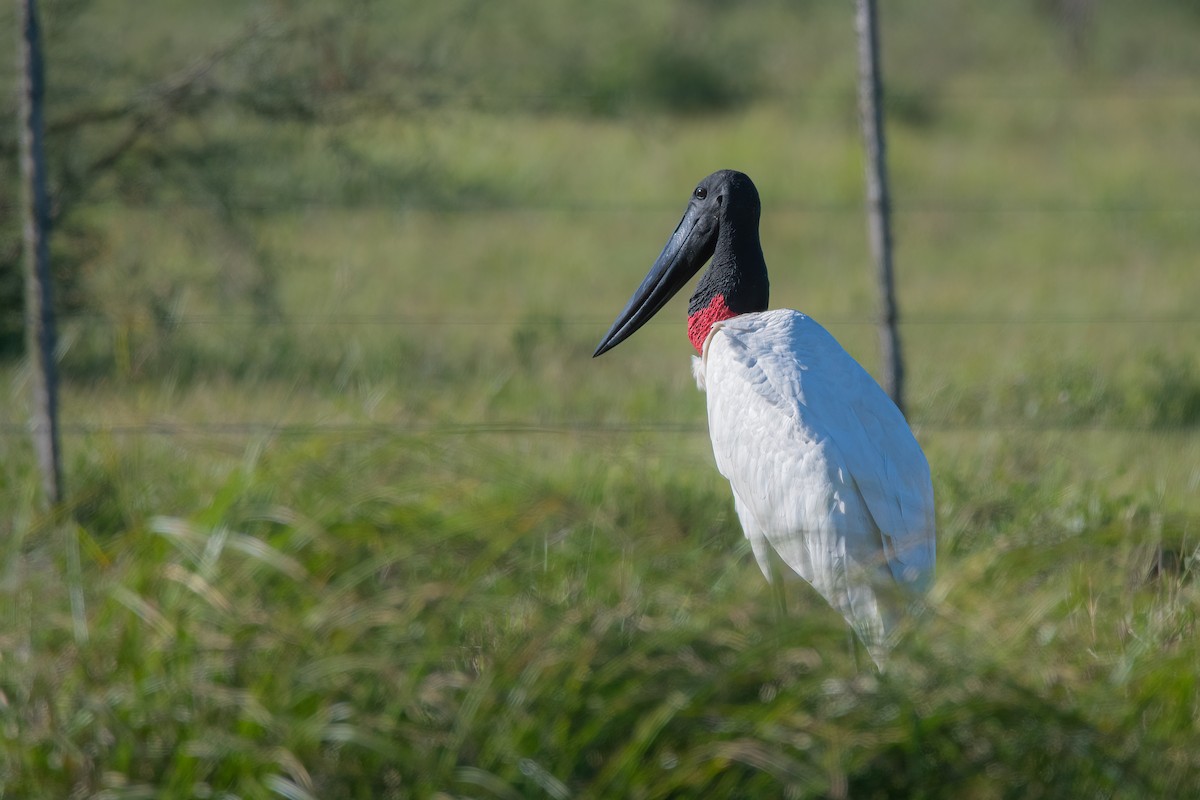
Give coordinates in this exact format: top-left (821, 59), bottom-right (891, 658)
top-left (3, 428), bottom-right (1197, 796)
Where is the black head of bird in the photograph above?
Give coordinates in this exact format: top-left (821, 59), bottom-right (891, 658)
top-left (593, 169), bottom-right (769, 357)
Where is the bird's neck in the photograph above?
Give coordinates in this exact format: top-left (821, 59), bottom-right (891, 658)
top-left (687, 294), bottom-right (738, 353)
top-left (686, 228), bottom-right (769, 354)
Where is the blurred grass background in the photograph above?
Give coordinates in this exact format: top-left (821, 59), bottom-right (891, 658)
top-left (1, 0), bottom-right (1199, 797)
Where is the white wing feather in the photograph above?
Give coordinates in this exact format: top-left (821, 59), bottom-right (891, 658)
top-left (698, 309), bottom-right (935, 656)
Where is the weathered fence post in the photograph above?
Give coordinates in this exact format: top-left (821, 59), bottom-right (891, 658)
top-left (17, 0), bottom-right (64, 505)
top-left (854, 0), bottom-right (906, 416)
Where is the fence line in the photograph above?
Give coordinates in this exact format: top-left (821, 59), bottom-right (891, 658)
top-left (0, 420), bottom-right (1193, 439)
top-left (6, 306), bottom-right (1200, 327)
top-left (12, 312), bottom-right (1199, 328)
top-left (71, 197), bottom-right (1200, 215)
top-left (252, 86), bottom-right (1200, 119)
top-left (364, 85), bottom-right (1200, 104)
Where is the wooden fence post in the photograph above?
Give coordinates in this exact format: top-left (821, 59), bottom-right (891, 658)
top-left (17, 0), bottom-right (64, 506)
top-left (854, 0), bottom-right (906, 416)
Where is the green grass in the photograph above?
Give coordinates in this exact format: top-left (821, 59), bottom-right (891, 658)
top-left (3, 0), bottom-right (1200, 797)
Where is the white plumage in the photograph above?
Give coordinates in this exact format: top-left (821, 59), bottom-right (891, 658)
top-left (697, 310), bottom-right (935, 661)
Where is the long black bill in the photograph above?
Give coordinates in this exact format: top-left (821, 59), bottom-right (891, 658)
top-left (593, 204), bottom-right (717, 357)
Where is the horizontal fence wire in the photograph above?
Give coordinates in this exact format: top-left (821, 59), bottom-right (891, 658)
top-left (0, 421), bottom-right (1194, 439)
top-left (336, 85), bottom-right (1200, 106)
top-left (71, 198), bottom-right (1200, 215)
top-left (3, 312), bottom-right (1198, 327)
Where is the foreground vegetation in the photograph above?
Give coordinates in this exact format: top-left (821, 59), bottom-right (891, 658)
top-left (2, 0), bottom-right (1199, 796)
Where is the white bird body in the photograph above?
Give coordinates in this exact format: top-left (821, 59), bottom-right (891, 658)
top-left (695, 309), bottom-right (935, 658)
top-left (594, 170), bottom-right (935, 664)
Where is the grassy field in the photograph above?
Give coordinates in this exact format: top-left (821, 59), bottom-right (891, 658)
top-left (2, 1), bottom-right (1200, 797)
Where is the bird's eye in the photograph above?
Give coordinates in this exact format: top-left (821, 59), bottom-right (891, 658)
top-left (694, 186), bottom-right (708, 200)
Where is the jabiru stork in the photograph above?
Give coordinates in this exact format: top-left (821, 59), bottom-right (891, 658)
top-left (594, 170), bottom-right (935, 664)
